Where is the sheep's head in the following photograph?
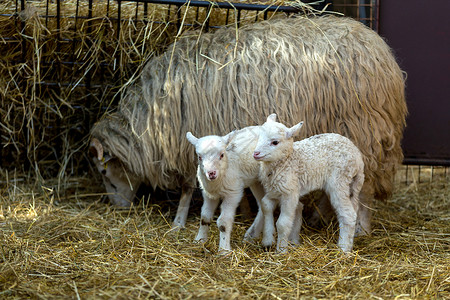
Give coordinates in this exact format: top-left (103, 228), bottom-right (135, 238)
top-left (253, 114), bottom-right (303, 162)
top-left (89, 138), bottom-right (140, 206)
top-left (186, 131), bottom-right (235, 181)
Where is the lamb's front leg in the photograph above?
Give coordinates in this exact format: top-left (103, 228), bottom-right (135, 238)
top-left (195, 191), bottom-right (220, 243)
top-left (276, 193), bottom-right (300, 252)
top-left (216, 191), bottom-right (243, 253)
top-left (261, 195), bottom-right (276, 248)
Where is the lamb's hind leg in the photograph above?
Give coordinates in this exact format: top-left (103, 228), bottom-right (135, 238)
top-left (328, 187), bottom-right (357, 253)
top-left (244, 183), bottom-right (265, 241)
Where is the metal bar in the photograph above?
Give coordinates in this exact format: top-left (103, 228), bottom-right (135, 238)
top-left (19, 0), bottom-right (31, 171)
top-left (418, 165), bottom-right (421, 183)
top-left (120, 0), bottom-right (301, 13)
top-left (405, 165), bottom-right (409, 184)
top-left (403, 158), bottom-right (450, 167)
top-left (205, 4), bottom-right (211, 32)
top-left (177, 4), bottom-right (181, 30)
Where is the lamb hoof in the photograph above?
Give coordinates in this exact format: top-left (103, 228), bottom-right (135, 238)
top-left (337, 244), bottom-right (353, 253)
top-left (194, 237), bottom-right (207, 244)
top-left (171, 223), bottom-right (185, 231)
top-left (218, 248), bottom-right (232, 256)
top-left (262, 245), bottom-right (273, 252)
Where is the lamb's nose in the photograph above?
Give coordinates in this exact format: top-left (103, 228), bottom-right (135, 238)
top-left (208, 171), bottom-right (216, 179)
top-left (253, 151), bottom-right (260, 158)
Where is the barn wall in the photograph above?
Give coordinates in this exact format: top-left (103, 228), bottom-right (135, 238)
top-left (379, 0), bottom-right (450, 165)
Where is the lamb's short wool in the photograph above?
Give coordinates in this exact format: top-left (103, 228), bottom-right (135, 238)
top-left (186, 127), bottom-right (266, 252)
top-left (253, 114), bottom-right (365, 252)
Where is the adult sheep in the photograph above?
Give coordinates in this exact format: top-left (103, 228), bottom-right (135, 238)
top-left (89, 15), bottom-right (407, 230)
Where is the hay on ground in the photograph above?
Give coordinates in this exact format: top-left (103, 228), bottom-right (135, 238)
top-left (0, 167), bottom-right (448, 298)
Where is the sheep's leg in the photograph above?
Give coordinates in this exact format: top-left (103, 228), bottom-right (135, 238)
top-left (243, 183), bottom-right (265, 241)
top-left (329, 188), bottom-right (357, 253)
top-left (288, 200), bottom-right (304, 245)
top-left (355, 189), bottom-right (372, 237)
top-left (276, 194), bottom-right (299, 253)
top-left (261, 195), bottom-right (276, 248)
top-left (217, 190), bottom-right (243, 252)
top-left (172, 184), bottom-right (195, 229)
top-left (195, 191), bottom-right (220, 243)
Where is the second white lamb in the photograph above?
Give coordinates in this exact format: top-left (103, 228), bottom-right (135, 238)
top-left (186, 126), bottom-right (266, 253)
top-left (253, 114), bottom-right (365, 253)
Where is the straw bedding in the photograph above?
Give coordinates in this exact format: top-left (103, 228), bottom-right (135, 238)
top-left (1, 167), bottom-right (448, 298)
top-left (1, 1), bottom-right (447, 298)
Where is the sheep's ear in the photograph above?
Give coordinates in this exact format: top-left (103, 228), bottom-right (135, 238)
top-left (186, 132), bottom-right (198, 146)
top-left (266, 113), bottom-right (277, 123)
top-left (286, 121), bottom-right (304, 139)
top-left (89, 138), bottom-right (104, 161)
top-left (223, 130), bottom-right (236, 145)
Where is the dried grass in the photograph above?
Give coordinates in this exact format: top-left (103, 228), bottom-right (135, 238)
top-left (1, 167), bottom-right (448, 299)
top-left (2, 3), bottom-right (448, 297)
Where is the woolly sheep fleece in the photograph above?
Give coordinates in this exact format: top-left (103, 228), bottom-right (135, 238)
top-left (90, 15), bottom-right (407, 207)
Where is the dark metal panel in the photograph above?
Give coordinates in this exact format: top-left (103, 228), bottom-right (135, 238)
top-left (379, 0), bottom-right (450, 165)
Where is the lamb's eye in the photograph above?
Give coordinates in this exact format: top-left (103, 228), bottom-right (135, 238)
top-left (198, 156), bottom-right (202, 161)
top-left (271, 140), bottom-right (279, 146)
top-left (220, 153), bottom-right (224, 160)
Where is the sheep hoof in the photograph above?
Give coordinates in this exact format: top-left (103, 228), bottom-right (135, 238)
top-left (354, 223), bottom-right (371, 237)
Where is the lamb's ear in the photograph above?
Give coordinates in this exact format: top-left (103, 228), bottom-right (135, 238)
top-left (89, 138), bottom-right (104, 161)
top-left (266, 113), bottom-right (277, 123)
top-left (186, 132), bottom-right (198, 146)
top-left (223, 130), bottom-right (236, 145)
top-left (286, 121), bottom-right (304, 139)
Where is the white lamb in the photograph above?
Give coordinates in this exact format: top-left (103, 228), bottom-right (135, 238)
top-left (186, 126), bottom-right (266, 253)
top-left (253, 114), bottom-right (365, 253)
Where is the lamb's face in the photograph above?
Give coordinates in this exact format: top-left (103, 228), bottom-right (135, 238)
top-left (90, 138), bottom-right (140, 207)
top-left (253, 114), bottom-right (303, 162)
top-left (253, 122), bottom-right (291, 162)
top-left (194, 136), bottom-right (228, 181)
top-left (186, 132), bottom-right (235, 181)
